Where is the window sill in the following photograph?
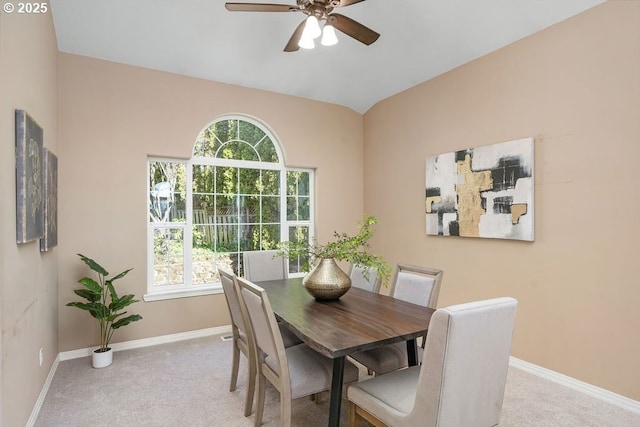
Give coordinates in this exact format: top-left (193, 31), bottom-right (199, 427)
top-left (143, 285), bottom-right (223, 302)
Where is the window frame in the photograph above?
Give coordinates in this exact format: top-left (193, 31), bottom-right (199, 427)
top-left (145, 115), bottom-right (313, 301)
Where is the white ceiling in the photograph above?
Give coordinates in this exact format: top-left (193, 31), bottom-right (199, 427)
top-left (50, 0), bottom-right (605, 114)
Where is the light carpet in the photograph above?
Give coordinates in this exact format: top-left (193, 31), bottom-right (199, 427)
top-left (34, 335), bottom-right (640, 426)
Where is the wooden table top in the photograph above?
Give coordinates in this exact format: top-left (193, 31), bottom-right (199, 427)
top-left (255, 277), bottom-right (435, 359)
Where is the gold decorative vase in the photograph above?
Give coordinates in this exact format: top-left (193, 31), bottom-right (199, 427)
top-left (303, 258), bottom-right (352, 301)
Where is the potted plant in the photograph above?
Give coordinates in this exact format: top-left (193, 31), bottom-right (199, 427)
top-left (67, 253), bottom-right (143, 368)
top-left (277, 214), bottom-right (391, 300)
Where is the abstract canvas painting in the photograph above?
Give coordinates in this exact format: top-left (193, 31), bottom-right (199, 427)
top-left (426, 137), bottom-right (534, 241)
top-left (16, 110), bottom-right (44, 244)
top-left (40, 148), bottom-right (58, 252)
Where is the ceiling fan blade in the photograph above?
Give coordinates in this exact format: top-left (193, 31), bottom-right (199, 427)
top-left (331, 0), bottom-right (366, 7)
top-left (330, 13), bottom-right (380, 46)
top-left (284, 20), bottom-right (306, 52)
top-left (225, 3), bottom-right (298, 12)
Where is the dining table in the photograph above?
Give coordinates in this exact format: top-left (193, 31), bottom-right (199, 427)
top-left (253, 277), bottom-right (435, 427)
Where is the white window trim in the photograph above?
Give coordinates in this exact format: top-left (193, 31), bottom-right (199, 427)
top-left (145, 115), bottom-right (314, 300)
top-left (143, 286), bottom-right (222, 302)
top-left (284, 166), bottom-right (315, 278)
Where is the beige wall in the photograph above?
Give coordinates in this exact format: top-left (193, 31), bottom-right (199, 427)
top-left (57, 53), bottom-right (365, 352)
top-left (0, 10), bottom-right (59, 427)
top-left (363, 1), bottom-right (640, 401)
top-left (2, 1), bottom-right (638, 423)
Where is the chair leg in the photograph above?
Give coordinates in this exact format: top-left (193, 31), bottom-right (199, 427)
top-left (244, 353), bottom-right (256, 417)
top-left (348, 401), bottom-right (360, 427)
top-left (281, 392), bottom-right (292, 427)
top-left (254, 373), bottom-right (266, 427)
top-left (230, 342), bottom-right (240, 392)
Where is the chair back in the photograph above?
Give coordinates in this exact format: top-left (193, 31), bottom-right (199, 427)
top-left (236, 277), bottom-right (290, 385)
top-left (391, 264), bottom-right (443, 309)
top-left (243, 250), bottom-right (288, 281)
top-left (412, 297), bottom-right (517, 427)
top-left (349, 264), bottom-right (382, 293)
top-left (219, 268), bottom-right (248, 339)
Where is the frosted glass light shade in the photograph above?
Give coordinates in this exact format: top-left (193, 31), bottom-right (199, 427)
top-left (302, 15), bottom-right (321, 39)
top-left (298, 32), bottom-right (315, 49)
top-left (321, 24), bottom-right (338, 46)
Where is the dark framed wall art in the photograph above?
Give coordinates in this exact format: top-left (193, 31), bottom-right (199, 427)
top-left (15, 109), bottom-right (44, 244)
top-left (40, 148), bottom-right (58, 251)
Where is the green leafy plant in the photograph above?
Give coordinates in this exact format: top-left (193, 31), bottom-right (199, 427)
top-left (277, 215), bottom-right (392, 286)
top-left (67, 254), bottom-right (143, 352)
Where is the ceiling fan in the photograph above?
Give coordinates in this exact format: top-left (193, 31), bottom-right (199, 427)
top-left (225, 0), bottom-right (380, 52)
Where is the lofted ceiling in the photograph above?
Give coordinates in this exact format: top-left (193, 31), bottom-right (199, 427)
top-left (49, 0), bottom-right (605, 114)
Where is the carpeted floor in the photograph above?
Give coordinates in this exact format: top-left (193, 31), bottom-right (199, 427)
top-left (34, 335), bottom-right (640, 427)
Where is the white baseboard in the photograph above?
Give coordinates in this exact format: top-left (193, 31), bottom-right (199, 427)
top-left (26, 354), bottom-right (60, 427)
top-left (509, 356), bottom-right (640, 414)
top-left (58, 325), bottom-right (231, 361)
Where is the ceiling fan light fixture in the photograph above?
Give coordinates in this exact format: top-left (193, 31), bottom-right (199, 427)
top-left (321, 23), bottom-right (338, 46)
top-left (225, 1), bottom-right (380, 52)
top-left (302, 15), bottom-right (321, 39)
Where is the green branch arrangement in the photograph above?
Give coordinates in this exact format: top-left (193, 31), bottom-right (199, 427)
top-left (67, 254), bottom-right (143, 352)
top-left (277, 215), bottom-right (392, 286)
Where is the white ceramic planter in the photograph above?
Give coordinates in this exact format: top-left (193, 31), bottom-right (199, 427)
top-left (92, 348), bottom-right (113, 368)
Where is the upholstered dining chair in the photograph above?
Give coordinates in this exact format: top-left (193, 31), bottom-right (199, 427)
top-left (349, 263), bottom-right (382, 293)
top-left (218, 268), bottom-right (301, 417)
top-left (349, 264), bottom-right (443, 375)
top-left (242, 250), bottom-right (303, 348)
top-left (243, 249), bottom-right (288, 282)
top-left (236, 276), bottom-right (360, 427)
top-left (219, 268), bottom-right (257, 417)
top-left (347, 297), bottom-right (518, 427)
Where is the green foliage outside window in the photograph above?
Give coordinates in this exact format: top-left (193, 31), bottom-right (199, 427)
top-left (149, 117), bottom-right (311, 283)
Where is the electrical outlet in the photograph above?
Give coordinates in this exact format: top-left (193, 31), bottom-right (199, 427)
top-left (39, 347), bottom-right (44, 367)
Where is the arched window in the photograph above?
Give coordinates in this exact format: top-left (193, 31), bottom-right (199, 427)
top-left (146, 116), bottom-right (313, 301)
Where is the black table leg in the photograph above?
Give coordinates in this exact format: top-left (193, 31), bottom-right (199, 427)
top-left (328, 356), bottom-right (345, 427)
top-left (406, 339), bottom-right (418, 366)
